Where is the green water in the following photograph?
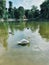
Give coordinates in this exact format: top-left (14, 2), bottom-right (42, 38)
top-left (0, 21), bottom-right (49, 65)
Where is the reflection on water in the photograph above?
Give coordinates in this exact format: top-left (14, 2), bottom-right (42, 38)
top-left (0, 23), bottom-right (8, 49)
top-left (39, 22), bottom-right (49, 40)
top-left (0, 22), bottom-right (49, 65)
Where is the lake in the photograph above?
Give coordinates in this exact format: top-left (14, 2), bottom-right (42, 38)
top-left (0, 21), bottom-right (49, 65)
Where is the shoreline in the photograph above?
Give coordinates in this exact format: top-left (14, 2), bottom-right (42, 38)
top-left (0, 18), bottom-right (28, 22)
top-left (0, 18), bottom-right (49, 22)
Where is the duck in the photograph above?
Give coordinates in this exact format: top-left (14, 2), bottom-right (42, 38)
top-left (9, 32), bottom-right (14, 35)
top-left (17, 39), bottom-right (29, 46)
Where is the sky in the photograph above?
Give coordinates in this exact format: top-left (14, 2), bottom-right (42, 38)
top-left (6, 0), bottom-right (45, 9)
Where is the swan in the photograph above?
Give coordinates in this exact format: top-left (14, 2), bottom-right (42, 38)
top-left (17, 39), bottom-right (29, 46)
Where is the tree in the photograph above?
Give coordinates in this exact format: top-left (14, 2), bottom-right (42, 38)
top-left (9, 1), bottom-right (12, 8)
top-left (8, 1), bottom-right (14, 18)
top-left (3, 8), bottom-right (8, 19)
top-left (0, 0), bottom-right (6, 18)
top-left (40, 0), bottom-right (49, 19)
top-left (31, 5), bottom-right (39, 19)
top-left (25, 6), bottom-right (39, 20)
top-left (14, 7), bottom-right (20, 19)
top-left (25, 10), bottom-right (30, 19)
top-left (32, 10), bottom-right (40, 19)
top-left (31, 5), bottom-right (38, 12)
top-left (18, 6), bottom-right (25, 19)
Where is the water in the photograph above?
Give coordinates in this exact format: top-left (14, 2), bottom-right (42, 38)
top-left (0, 21), bottom-right (49, 65)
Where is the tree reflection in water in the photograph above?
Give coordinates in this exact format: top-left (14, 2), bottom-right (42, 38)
top-left (0, 22), bottom-right (8, 49)
top-left (1, 21), bottom-right (49, 49)
top-left (39, 22), bottom-right (49, 40)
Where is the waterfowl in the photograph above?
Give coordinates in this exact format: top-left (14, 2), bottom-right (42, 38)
top-left (9, 32), bottom-right (14, 35)
top-left (17, 39), bottom-right (29, 46)
top-left (9, 32), bottom-right (12, 34)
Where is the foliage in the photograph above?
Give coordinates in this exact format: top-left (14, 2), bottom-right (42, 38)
top-left (40, 0), bottom-right (49, 19)
top-left (25, 5), bottom-right (40, 20)
top-left (8, 1), bottom-right (14, 18)
top-left (25, 10), bottom-right (30, 18)
top-left (14, 7), bottom-right (21, 19)
top-left (18, 6), bottom-right (25, 19)
top-left (1, 0), bottom-right (49, 20)
top-left (0, 0), bottom-right (6, 18)
top-left (39, 22), bottom-right (49, 39)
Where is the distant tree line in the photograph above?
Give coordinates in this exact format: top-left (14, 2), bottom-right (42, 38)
top-left (0, 0), bottom-right (49, 20)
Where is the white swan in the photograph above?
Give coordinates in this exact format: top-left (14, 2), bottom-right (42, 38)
top-left (17, 39), bottom-right (29, 45)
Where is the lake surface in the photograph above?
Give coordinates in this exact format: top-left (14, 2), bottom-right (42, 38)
top-left (0, 21), bottom-right (49, 65)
